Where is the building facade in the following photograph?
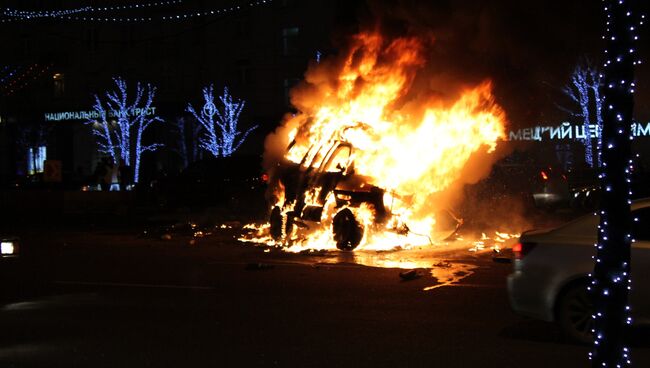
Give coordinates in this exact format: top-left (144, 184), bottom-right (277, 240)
top-left (0, 0), bottom-right (362, 185)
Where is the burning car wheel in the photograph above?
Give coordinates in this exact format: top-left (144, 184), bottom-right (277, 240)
top-left (269, 206), bottom-right (284, 240)
top-left (332, 208), bottom-right (364, 250)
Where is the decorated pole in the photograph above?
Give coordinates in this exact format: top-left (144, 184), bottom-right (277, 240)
top-left (590, 0), bottom-right (643, 366)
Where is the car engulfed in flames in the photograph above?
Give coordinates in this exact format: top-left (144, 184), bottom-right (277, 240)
top-left (268, 136), bottom-right (451, 250)
top-left (241, 30), bottom-right (507, 252)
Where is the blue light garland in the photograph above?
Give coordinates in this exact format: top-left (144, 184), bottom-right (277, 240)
top-left (87, 77), bottom-right (163, 183)
top-left (172, 117), bottom-right (203, 168)
top-left (187, 85), bottom-right (258, 158)
top-left (562, 63), bottom-right (602, 167)
top-left (1, 63), bottom-right (51, 96)
top-left (2, 1), bottom-right (181, 19)
top-left (0, 0), bottom-right (272, 23)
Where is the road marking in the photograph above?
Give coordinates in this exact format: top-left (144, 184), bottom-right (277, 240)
top-left (54, 281), bottom-right (215, 291)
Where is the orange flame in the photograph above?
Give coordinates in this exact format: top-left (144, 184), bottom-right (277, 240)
top-left (246, 31), bottom-right (507, 251)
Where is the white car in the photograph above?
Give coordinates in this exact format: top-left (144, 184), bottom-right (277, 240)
top-left (507, 198), bottom-right (650, 342)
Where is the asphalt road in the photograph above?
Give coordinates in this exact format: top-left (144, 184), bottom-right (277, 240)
top-left (2, 228), bottom-right (650, 368)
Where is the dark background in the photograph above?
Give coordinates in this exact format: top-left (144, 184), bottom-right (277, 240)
top-left (0, 0), bottom-right (648, 184)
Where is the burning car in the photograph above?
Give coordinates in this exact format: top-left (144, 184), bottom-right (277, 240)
top-left (267, 133), bottom-right (465, 250)
top-left (242, 31), bottom-right (508, 252)
top-left (269, 138), bottom-right (393, 250)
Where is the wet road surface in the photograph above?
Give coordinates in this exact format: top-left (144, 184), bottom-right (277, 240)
top-left (2, 227), bottom-right (650, 367)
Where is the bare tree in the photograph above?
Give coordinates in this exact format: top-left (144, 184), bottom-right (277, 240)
top-left (187, 85), bottom-right (258, 157)
top-left (171, 116), bottom-right (202, 168)
top-left (561, 61), bottom-right (602, 167)
top-left (17, 123), bottom-right (49, 175)
top-left (87, 77), bottom-right (163, 183)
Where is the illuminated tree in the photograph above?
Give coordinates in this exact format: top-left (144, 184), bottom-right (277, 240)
top-left (17, 123), bottom-right (49, 175)
top-left (589, 2), bottom-right (642, 367)
top-left (171, 116), bottom-right (202, 168)
top-left (87, 77), bottom-right (162, 183)
top-left (187, 85), bottom-right (258, 157)
top-left (562, 61), bottom-right (603, 167)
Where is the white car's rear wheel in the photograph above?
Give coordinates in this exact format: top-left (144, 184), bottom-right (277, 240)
top-left (556, 282), bottom-right (594, 344)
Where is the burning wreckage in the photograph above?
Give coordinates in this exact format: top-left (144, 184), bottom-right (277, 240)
top-left (267, 132), bottom-right (463, 250)
top-left (242, 31), bottom-right (507, 251)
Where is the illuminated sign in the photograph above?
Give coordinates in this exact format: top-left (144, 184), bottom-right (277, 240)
top-left (508, 121), bottom-right (650, 142)
top-left (44, 107), bottom-right (157, 122)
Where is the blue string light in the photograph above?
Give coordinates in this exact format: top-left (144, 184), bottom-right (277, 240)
top-left (562, 63), bottom-right (603, 167)
top-left (187, 85), bottom-right (258, 158)
top-left (1, 63), bottom-right (51, 96)
top-left (87, 77), bottom-right (163, 183)
top-left (2, 1), bottom-right (181, 19)
top-left (0, 0), bottom-right (272, 23)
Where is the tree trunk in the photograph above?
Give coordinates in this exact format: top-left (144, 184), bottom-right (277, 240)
top-left (591, 1), bottom-right (638, 366)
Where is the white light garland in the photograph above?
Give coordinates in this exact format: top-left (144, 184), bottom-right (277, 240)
top-left (590, 0), bottom-right (644, 366)
top-left (2, 1), bottom-right (181, 19)
top-left (0, 0), bottom-right (272, 23)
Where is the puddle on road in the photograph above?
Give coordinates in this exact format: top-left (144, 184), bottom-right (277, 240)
top-left (340, 250), bottom-right (480, 291)
top-left (423, 262), bottom-right (479, 291)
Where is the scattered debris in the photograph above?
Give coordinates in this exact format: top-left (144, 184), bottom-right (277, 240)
top-left (220, 221), bottom-right (241, 228)
top-left (432, 261), bottom-right (452, 268)
top-left (399, 269), bottom-right (422, 281)
top-left (139, 221), bottom-right (221, 241)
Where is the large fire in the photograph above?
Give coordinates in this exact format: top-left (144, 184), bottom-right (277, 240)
top-left (242, 31), bottom-right (507, 252)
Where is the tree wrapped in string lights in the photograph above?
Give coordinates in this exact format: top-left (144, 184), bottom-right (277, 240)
top-left (590, 1), bottom-right (643, 366)
top-left (562, 61), bottom-right (603, 167)
top-left (87, 77), bottom-right (163, 183)
top-left (187, 85), bottom-right (258, 157)
top-left (171, 116), bottom-right (202, 168)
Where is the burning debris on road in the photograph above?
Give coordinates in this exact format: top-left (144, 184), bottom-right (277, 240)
top-left (241, 30), bottom-right (507, 252)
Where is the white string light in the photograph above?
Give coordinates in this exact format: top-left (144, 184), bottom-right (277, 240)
top-left (2, 1), bottom-right (181, 19)
top-left (590, 0), bottom-right (644, 366)
top-left (0, 0), bottom-right (272, 24)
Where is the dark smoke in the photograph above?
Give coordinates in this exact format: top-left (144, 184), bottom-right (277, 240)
top-left (362, 0), bottom-right (608, 129)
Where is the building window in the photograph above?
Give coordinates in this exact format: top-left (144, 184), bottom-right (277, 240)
top-left (282, 27), bottom-right (300, 56)
top-left (27, 146), bottom-right (46, 175)
top-left (53, 73), bottom-right (65, 97)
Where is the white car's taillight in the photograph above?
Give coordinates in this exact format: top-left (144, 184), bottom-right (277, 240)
top-left (513, 241), bottom-right (536, 260)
